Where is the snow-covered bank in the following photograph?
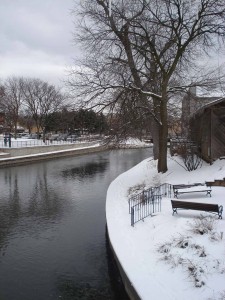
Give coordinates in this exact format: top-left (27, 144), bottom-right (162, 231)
top-left (0, 143), bottom-right (106, 167)
top-left (106, 155), bottom-right (225, 300)
top-left (118, 138), bottom-right (152, 149)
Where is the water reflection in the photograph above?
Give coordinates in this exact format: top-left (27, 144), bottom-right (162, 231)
top-left (27, 170), bottom-right (64, 220)
top-left (0, 149), bottom-right (151, 300)
top-left (0, 169), bottom-right (64, 226)
top-left (57, 278), bottom-right (112, 300)
top-left (61, 160), bottom-right (108, 179)
top-left (0, 166), bottom-right (67, 259)
top-left (0, 173), bottom-right (20, 249)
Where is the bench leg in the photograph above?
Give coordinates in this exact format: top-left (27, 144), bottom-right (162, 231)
top-left (172, 208), bottom-right (177, 215)
top-left (218, 205), bottom-right (223, 219)
top-left (206, 190), bottom-right (212, 197)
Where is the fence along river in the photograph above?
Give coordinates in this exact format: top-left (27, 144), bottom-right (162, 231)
top-left (0, 148), bottom-right (151, 300)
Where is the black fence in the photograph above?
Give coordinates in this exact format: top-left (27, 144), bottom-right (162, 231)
top-left (153, 183), bottom-right (173, 198)
top-left (131, 194), bottom-right (162, 226)
top-left (0, 137), bottom-right (103, 148)
top-left (128, 183), bottom-right (172, 213)
top-left (129, 183), bottom-right (173, 226)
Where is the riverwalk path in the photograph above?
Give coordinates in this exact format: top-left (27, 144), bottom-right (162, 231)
top-left (0, 140), bottom-right (105, 167)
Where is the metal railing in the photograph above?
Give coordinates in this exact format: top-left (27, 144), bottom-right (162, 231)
top-left (128, 183), bottom-right (172, 213)
top-left (131, 194), bottom-right (162, 226)
top-left (0, 137), bottom-right (103, 148)
top-left (129, 183), bottom-right (173, 226)
top-left (155, 183), bottom-right (173, 198)
top-left (129, 188), bottom-right (153, 214)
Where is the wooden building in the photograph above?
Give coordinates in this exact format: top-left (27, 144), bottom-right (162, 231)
top-left (182, 87), bottom-right (219, 136)
top-left (190, 98), bottom-right (225, 162)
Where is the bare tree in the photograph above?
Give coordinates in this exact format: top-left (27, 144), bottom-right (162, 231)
top-left (68, 0), bottom-right (225, 172)
top-left (23, 78), bottom-right (65, 140)
top-left (0, 84), bottom-right (5, 112)
top-left (1, 77), bottom-right (25, 138)
top-left (0, 84), bottom-right (4, 102)
top-left (19, 109), bottom-right (36, 134)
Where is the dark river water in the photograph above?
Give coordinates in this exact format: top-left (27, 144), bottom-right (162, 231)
top-left (0, 148), bottom-right (151, 300)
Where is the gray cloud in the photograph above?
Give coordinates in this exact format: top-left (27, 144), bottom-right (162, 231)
top-left (0, 0), bottom-right (78, 86)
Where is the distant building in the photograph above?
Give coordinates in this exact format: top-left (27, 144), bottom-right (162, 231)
top-left (180, 88), bottom-right (225, 162)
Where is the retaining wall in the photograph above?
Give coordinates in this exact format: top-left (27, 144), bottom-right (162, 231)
top-left (0, 144), bottom-right (106, 168)
top-left (106, 228), bottom-right (141, 300)
top-left (0, 142), bottom-right (98, 157)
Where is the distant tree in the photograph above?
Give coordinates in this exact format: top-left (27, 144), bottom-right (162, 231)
top-left (44, 109), bottom-right (71, 133)
top-left (19, 110), bottom-right (37, 134)
top-left (23, 78), bottom-right (65, 140)
top-left (0, 85), bottom-right (4, 103)
top-left (45, 108), bottom-right (108, 135)
top-left (94, 112), bottom-right (108, 135)
top-left (0, 85), bottom-right (5, 113)
top-left (1, 77), bottom-right (24, 138)
top-left (74, 109), bottom-right (108, 134)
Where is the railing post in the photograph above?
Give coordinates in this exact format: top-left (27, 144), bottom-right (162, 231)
top-left (131, 207), bottom-right (134, 226)
top-left (152, 196), bottom-right (155, 214)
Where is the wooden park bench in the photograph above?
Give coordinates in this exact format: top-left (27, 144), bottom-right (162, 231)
top-left (171, 200), bottom-right (223, 219)
top-left (173, 184), bottom-right (212, 198)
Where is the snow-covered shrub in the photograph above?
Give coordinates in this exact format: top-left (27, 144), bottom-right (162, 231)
top-left (207, 291), bottom-right (225, 300)
top-left (174, 235), bottom-right (190, 248)
top-left (209, 231), bottom-right (221, 242)
top-left (186, 260), bottom-right (205, 287)
top-left (171, 138), bottom-right (203, 171)
top-left (157, 214), bottom-right (225, 289)
top-left (127, 183), bottom-right (145, 197)
top-left (189, 243), bottom-right (207, 257)
top-left (152, 174), bottom-right (161, 186)
top-left (157, 242), bottom-right (172, 254)
top-left (157, 234), bottom-right (211, 288)
top-left (188, 215), bottom-right (216, 235)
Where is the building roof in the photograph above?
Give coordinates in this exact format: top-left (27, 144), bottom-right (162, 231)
top-left (191, 97), bottom-right (225, 119)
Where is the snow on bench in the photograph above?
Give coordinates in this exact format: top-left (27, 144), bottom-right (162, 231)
top-left (173, 184), bottom-right (212, 198)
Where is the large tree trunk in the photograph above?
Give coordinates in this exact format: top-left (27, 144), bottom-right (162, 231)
top-left (151, 94), bottom-right (160, 160)
top-left (157, 92), bottom-right (168, 173)
top-left (151, 118), bottom-right (159, 160)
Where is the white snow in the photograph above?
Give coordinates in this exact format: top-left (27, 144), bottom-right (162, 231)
top-left (120, 138), bottom-right (151, 148)
top-left (106, 155), bottom-right (225, 300)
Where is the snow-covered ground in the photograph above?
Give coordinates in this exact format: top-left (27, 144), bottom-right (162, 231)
top-left (106, 155), bottom-right (225, 300)
top-left (119, 138), bottom-right (151, 148)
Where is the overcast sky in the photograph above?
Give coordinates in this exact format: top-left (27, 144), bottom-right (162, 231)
top-left (0, 0), bottom-right (78, 87)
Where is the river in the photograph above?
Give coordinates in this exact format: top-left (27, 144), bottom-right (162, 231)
top-left (0, 148), bottom-right (152, 300)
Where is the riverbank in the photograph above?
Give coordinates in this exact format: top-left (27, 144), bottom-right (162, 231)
top-left (106, 156), bottom-right (225, 300)
top-left (0, 137), bottom-right (151, 167)
top-left (0, 143), bottom-right (106, 167)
